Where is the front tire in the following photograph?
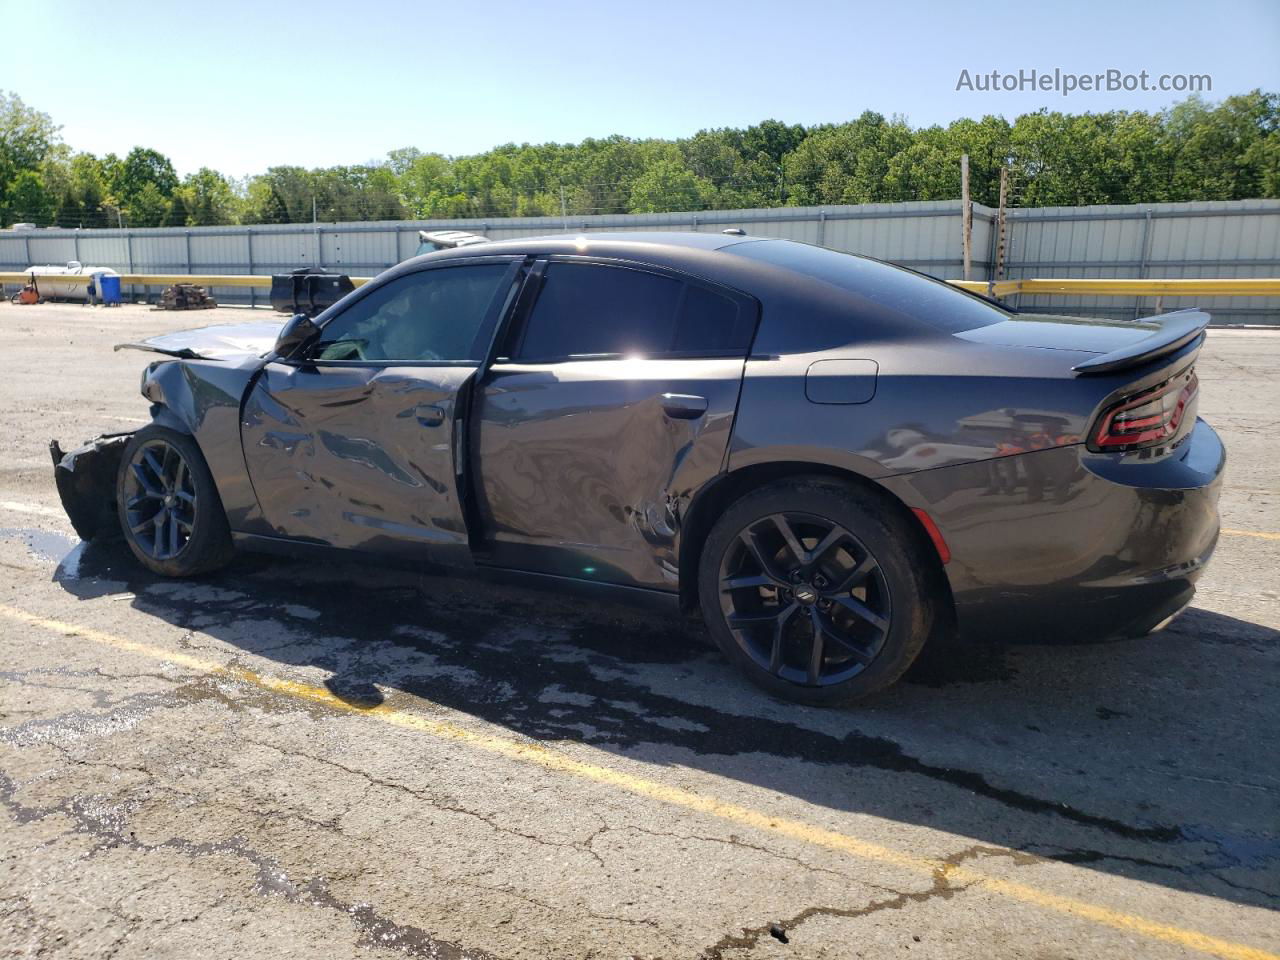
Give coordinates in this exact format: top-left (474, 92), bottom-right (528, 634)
top-left (116, 425), bottom-right (234, 577)
top-left (698, 478), bottom-right (937, 706)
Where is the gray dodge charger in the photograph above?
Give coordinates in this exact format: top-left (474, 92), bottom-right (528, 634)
top-left (53, 232), bottom-right (1224, 705)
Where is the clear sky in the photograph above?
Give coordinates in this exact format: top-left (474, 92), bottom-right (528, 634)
top-left (4, 0), bottom-right (1278, 177)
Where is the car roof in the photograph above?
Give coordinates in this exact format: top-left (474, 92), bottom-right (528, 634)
top-left (421, 230), bottom-right (758, 262)
top-left (375, 232), bottom-right (962, 353)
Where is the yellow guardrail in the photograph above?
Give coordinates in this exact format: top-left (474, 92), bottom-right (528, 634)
top-left (3, 272), bottom-right (1278, 298)
top-left (951, 278), bottom-right (1280, 297)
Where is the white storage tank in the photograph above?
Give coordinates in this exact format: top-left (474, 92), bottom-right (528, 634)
top-left (23, 262), bottom-right (120, 301)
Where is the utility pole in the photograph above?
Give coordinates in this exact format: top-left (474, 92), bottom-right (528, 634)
top-left (994, 166), bottom-right (1010, 280)
top-left (960, 154), bottom-right (972, 281)
top-left (313, 196), bottom-right (321, 268)
top-left (560, 185), bottom-right (568, 231)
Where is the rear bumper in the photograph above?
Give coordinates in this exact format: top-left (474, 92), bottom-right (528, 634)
top-left (883, 418), bottom-right (1224, 642)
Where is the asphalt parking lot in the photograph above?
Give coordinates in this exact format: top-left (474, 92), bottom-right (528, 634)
top-left (0, 301), bottom-right (1277, 960)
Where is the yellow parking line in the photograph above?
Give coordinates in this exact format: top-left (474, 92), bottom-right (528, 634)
top-left (0, 601), bottom-right (1274, 960)
top-left (1222, 528), bottom-right (1280, 541)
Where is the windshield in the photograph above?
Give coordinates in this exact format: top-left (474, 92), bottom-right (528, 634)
top-left (728, 239), bottom-right (1008, 333)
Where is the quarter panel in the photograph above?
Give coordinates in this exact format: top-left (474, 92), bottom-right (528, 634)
top-left (730, 347), bottom-right (1100, 479)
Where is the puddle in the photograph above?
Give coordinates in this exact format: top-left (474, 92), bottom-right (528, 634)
top-left (0, 526), bottom-right (139, 597)
top-left (0, 526), bottom-right (78, 564)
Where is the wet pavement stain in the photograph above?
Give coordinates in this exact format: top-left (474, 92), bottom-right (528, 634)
top-left (19, 537), bottom-right (1280, 909)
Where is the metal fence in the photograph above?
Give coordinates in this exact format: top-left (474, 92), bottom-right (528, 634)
top-left (2, 198), bottom-right (1277, 324)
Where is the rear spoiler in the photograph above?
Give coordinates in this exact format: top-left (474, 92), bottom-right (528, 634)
top-left (1072, 310), bottom-right (1210, 376)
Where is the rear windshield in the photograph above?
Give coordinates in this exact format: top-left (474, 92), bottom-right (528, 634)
top-left (727, 239), bottom-right (1007, 333)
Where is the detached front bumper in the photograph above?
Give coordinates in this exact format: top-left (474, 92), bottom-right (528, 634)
top-left (50, 433), bottom-right (132, 541)
top-left (887, 418), bottom-right (1225, 642)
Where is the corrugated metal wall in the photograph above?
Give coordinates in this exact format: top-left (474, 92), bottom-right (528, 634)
top-left (2, 199), bottom-right (1276, 323)
top-left (1005, 200), bottom-right (1280, 324)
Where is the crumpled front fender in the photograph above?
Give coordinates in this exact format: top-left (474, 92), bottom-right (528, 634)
top-left (49, 433), bottom-right (133, 541)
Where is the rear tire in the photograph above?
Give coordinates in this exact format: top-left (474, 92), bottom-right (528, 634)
top-left (116, 425), bottom-right (234, 577)
top-left (698, 478), bottom-right (937, 706)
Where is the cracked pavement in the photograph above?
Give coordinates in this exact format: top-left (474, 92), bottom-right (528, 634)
top-left (1, 304), bottom-right (1277, 958)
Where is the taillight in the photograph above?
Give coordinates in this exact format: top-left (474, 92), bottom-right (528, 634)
top-left (1090, 368), bottom-right (1198, 451)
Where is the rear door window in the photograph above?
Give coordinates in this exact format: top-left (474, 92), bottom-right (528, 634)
top-left (512, 261), bottom-right (753, 361)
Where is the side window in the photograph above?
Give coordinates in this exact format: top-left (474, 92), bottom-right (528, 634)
top-left (673, 283), bottom-right (749, 354)
top-left (314, 263), bottom-right (510, 363)
top-left (512, 262), bottom-right (752, 361)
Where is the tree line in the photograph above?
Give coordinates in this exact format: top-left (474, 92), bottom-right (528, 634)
top-left (1, 89), bottom-right (1276, 229)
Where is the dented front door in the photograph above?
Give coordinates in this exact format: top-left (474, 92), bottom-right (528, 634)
top-left (238, 258), bottom-right (521, 564)
top-left (241, 362), bottom-right (475, 563)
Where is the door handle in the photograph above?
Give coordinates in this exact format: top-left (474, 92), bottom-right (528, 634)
top-left (660, 393), bottom-right (708, 420)
top-left (415, 404), bottom-right (446, 427)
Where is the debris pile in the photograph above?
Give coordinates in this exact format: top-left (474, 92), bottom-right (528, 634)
top-left (156, 283), bottom-right (218, 311)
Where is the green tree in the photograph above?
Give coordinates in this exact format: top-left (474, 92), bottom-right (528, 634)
top-left (386, 147), bottom-right (424, 177)
top-left (1244, 131), bottom-right (1280, 196)
top-left (128, 181), bottom-right (169, 227)
top-left (184, 167), bottom-right (239, 225)
top-left (43, 152), bottom-right (112, 226)
top-left (71, 153), bottom-right (109, 224)
top-left (0, 91), bottom-right (61, 224)
top-left (243, 166), bottom-right (315, 223)
top-left (118, 147), bottom-right (178, 205)
top-left (7, 168), bottom-right (54, 224)
top-left (1163, 91), bottom-right (1279, 200)
top-left (163, 189), bottom-right (190, 226)
top-left (12, 88), bottom-right (1280, 228)
top-left (628, 145), bottom-right (711, 212)
top-left (783, 111), bottom-right (914, 204)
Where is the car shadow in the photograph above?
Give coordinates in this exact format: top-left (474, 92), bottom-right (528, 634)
top-left (52, 537), bottom-right (1280, 912)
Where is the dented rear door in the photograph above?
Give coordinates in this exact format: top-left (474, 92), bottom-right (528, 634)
top-left (472, 258), bottom-right (757, 590)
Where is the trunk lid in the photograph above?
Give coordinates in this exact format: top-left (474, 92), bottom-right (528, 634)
top-left (956, 309), bottom-right (1209, 375)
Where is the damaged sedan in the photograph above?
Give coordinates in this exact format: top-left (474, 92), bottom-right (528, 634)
top-left (52, 232), bottom-right (1224, 704)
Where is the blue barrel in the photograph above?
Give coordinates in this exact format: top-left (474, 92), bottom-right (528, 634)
top-left (99, 275), bottom-right (122, 304)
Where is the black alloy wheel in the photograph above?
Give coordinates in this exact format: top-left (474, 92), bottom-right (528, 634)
top-left (116, 424), bottom-right (235, 577)
top-left (718, 512), bottom-right (892, 686)
top-left (122, 438), bottom-right (198, 561)
top-left (699, 478), bottom-right (937, 706)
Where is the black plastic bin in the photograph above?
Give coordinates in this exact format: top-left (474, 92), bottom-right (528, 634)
top-left (269, 268), bottom-right (355, 316)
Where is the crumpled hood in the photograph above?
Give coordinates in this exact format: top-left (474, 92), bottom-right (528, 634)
top-left (115, 320), bottom-right (285, 360)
